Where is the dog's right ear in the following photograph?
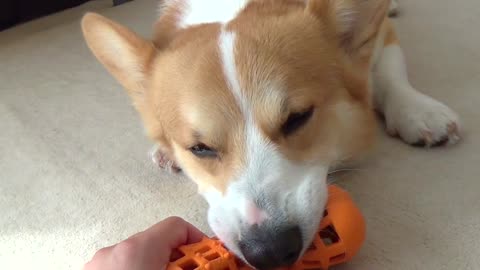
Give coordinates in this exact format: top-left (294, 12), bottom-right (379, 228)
top-left (307, 0), bottom-right (390, 57)
top-left (81, 12), bottom-right (156, 108)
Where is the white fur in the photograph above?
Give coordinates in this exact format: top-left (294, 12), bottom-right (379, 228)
top-left (162, 0), bottom-right (250, 28)
top-left (373, 45), bottom-right (460, 145)
top-left (218, 31), bottom-right (250, 116)
top-left (389, 0), bottom-right (399, 16)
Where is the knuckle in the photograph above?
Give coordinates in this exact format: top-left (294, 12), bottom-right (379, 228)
top-left (164, 216), bottom-right (185, 226)
top-left (112, 238), bottom-right (140, 264)
top-left (94, 246), bottom-right (110, 257)
top-left (83, 261), bottom-right (93, 270)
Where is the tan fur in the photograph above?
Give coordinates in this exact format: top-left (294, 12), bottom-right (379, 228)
top-left (228, 1), bottom-right (378, 163)
top-left (383, 19), bottom-right (399, 45)
top-left (150, 24), bottom-right (244, 192)
top-left (81, 0), bottom-right (389, 193)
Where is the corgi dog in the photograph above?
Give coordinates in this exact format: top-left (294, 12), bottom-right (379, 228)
top-left (81, 0), bottom-right (460, 269)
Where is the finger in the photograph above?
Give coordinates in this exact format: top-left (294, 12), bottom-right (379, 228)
top-left (130, 216), bottom-right (206, 268)
top-left (139, 216), bottom-right (206, 249)
top-left (83, 246), bottom-right (114, 270)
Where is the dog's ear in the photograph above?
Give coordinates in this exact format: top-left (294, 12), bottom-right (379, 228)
top-left (81, 12), bottom-right (156, 109)
top-left (153, 2), bottom-right (183, 50)
top-left (308, 0), bottom-right (389, 102)
top-left (308, 0), bottom-right (390, 56)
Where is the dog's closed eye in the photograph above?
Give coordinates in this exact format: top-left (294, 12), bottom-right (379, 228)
top-left (190, 143), bottom-right (218, 158)
top-left (281, 107), bottom-right (315, 136)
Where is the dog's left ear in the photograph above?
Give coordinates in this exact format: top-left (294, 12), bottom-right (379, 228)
top-left (81, 12), bottom-right (156, 109)
top-left (308, 0), bottom-right (390, 56)
top-left (81, 13), bottom-right (167, 138)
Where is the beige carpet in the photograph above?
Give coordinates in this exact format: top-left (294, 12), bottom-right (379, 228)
top-left (1, 0), bottom-right (479, 269)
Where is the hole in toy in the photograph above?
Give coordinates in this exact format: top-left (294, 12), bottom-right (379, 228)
top-left (303, 260), bottom-right (321, 265)
top-left (305, 267), bottom-right (324, 270)
top-left (197, 246), bottom-right (210, 254)
top-left (205, 252), bottom-right (220, 260)
top-left (329, 253), bottom-right (346, 263)
top-left (307, 242), bottom-right (317, 251)
top-left (170, 250), bottom-right (185, 262)
top-left (179, 259), bottom-right (198, 270)
top-left (323, 210), bottom-right (328, 217)
top-left (319, 225), bottom-right (340, 246)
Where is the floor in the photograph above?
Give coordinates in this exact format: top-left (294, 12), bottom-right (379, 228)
top-left (0, 0), bottom-right (479, 269)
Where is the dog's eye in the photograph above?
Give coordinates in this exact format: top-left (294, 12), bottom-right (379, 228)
top-left (189, 143), bottom-right (218, 158)
top-left (281, 107), bottom-right (314, 136)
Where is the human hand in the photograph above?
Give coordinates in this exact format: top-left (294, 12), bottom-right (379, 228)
top-left (84, 216), bottom-right (206, 270)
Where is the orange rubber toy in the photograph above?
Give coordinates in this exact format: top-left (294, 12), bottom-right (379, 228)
top-left (167, 185), bottom-right (365, 270)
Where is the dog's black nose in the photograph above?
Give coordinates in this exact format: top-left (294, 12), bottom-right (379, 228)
top-left (239, 225), bottom-right (303, 270)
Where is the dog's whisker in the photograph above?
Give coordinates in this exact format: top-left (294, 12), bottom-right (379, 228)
top-left (327, 167), bottom-right (366, 187)
top-left (328, 168), bottom-right (364, 175)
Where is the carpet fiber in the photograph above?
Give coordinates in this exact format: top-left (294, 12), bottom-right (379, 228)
top-left (1, 0), bottom-right (479, 269)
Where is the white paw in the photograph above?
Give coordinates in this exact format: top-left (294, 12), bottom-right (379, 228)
top-left (389, 0), bottom-right (399, 17)
top-left (384, 91), bottom-right (461, 147)
top-left (150, 145), bottom-right (181, 173)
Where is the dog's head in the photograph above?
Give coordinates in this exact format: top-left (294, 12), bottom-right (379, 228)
top-left (82, 0), bottom-right (388, 269)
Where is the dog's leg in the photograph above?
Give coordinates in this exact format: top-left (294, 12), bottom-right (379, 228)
top-left (372, 23), bottom-right (461, 147)
top-left (150, 145), bottom-right (182, 173)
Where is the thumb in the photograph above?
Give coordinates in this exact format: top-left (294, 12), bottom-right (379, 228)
top-left (135, 217), bottom-right (206, 269)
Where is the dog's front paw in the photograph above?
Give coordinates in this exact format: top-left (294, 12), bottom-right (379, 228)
top-left (388, 0), bottom-right (399, 17)
top-left (150, 145), bottom-right (182, 173)
top-left (384, 92), bottom-right (461, 147)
